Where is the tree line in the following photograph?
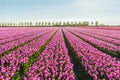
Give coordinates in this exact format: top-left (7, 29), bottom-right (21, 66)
top-left (0, 21), bottom-right (99, 27)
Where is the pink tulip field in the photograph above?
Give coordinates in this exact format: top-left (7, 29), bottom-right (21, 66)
top-left (0, 27), bottom-right (120, 80)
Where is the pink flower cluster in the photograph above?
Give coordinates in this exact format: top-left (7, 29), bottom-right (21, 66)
top-left (0, 29), bottom-right (55, 80)
top-left (24, 29), bottom-right (74, 80)
top-left (89, 27), bottom-right (120, 31)
top-left (73, 28), bottom-right (120, 46)
top-left (0, 28), bottom-right (34, 39)
top-left (0, 27), bottom-right (120, 80)
top-left (69, 28), bottom-right (120, 52)
top-left (64, 29), bottom-right (120, 80)
top-left (0, 28), bottom-right (51, 54)
top-left (74, 27), bottom-right (120, 40)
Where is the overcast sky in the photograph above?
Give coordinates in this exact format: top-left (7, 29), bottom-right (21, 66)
top-left (0, 0), bottom-right (120, 25)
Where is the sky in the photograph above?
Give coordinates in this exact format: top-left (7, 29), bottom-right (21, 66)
top-left (0, 0), bottom-right (120, 25)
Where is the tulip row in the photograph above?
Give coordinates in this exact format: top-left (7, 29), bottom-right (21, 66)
top-left (0, 28), bottom-right (38, 39)
top-left (69, 28), bottom-right (120, 52)
top-left (24, 29), bottom-right (75, 80)
top-left (67, 29), bottom-right (120, 57)
top-left (63, 29), bottom-right (120, 80)
top-left (0, 29), bottom-right (51, 54)
top-left (0, 30), bottom-right (41, 45)
top-left (73, 27), bottom-right (120, 40)
top-left (89, 27), bottom-right (120, 31)
top-left (73, 29), bottom-right (120, 46)
top-left (0, 30), bottom-right (55, 80)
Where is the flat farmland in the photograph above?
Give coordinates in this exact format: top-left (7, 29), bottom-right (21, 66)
top-left (0, 27), bottom-right (120, 80)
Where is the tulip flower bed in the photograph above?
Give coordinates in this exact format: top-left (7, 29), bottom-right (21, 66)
top-left (74, 27), bottom-right (120, 40)
top-left (63, 29), bottom-right (120, 80)
top-left (0, 29), bottom-right (41, 45)
top-left (0, 27), bottom-right (120, 80)
top-left (88, 27), bottom-right (120, 31)
top-left (73, 29), bottom-right (120, 46)
top-left (0, 28), bottom-right (52, 55)
top-left (24, 29), bottom-right (74, 80)
top-left (0, 30), bottom-right (56, 80)
top-left (70, 29), bottom-right (120, 52)
top-left (0, 28), bottom-right (37, 39)
top-left (66, 28), bottom-right (120, 58)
